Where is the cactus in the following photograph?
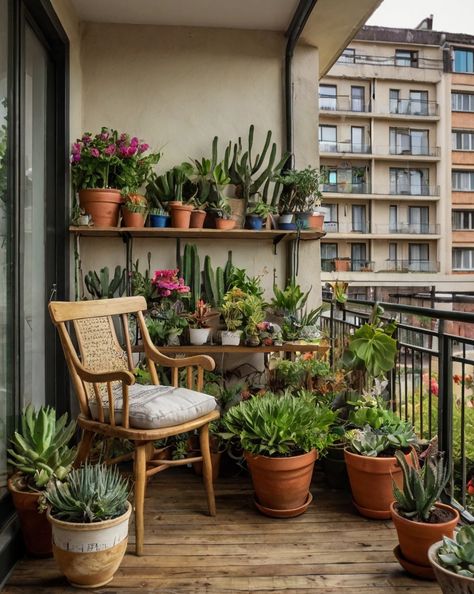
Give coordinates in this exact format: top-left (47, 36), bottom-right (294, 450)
top-left (224, 250), bottom-right (234, 291)
top-left (203, 255), bottom-right (218, 308)
top-left (181, 244), bottom-right (201, 310)
top-left (222, 124), bottom-right (289, 202)
top-left (84, 266), bottom-right (126, 299)
top-left (146, 162), bottom-right (194, 207)
top-left (7, 404), bottom-right (76, 489)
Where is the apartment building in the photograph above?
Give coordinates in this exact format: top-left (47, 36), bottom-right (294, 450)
top-left (319, 24), bottom-right (474, 300)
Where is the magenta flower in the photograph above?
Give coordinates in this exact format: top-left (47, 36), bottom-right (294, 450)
top-left (90, 148), bottom-right (100, 158)
top-left (119, 145), bottom-right (129, 156)
top-left (82, 134), bottom-right (92, 144)
top-left (138, 143), bottom-right (149, 154)
top-left (100, 131), bottom-right (109, 141)
top-left (130, 136), bottom-right (139, 147)
top-left (72, 153), bottom-right (81, 163)
top-left (72, 142), bottom-right (81, 154)
top-left (104, 144), bottom-right (116, 156)
top-left (127, 146), bottom-right (137, 157)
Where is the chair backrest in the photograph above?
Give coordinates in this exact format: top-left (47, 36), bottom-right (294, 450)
top-left (49, 297), bottom-right (148, 419)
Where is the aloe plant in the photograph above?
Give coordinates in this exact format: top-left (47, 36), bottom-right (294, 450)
top-left (84, 265), bottom-right (126, 299)
top-left (7, 404), bottom-right (77, 489)
top-left (45, 463), bottom-right (129, 523)
top-left (437, 525), bottom-right (474, 578)
top-left (392, 450), bottom-right (450, 522)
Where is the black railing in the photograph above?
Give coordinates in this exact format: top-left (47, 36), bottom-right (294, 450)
top-left (388, 99), bottom-right (439, 116)
top-left (319, 95), bottom-right (371, 113)
top-left (322, 298), bottom-right (474, 521)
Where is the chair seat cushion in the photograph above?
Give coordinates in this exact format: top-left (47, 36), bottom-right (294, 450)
top-left (89, 384), bottom-right (219, 429)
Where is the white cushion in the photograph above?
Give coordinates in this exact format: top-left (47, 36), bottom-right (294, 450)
top-left (89, 384), bottom-right (218, 429)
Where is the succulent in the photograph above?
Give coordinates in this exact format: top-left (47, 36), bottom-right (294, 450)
top-left (7, 404), bottom-right (77, 489)
top-left (349, 423), bottom-right (417, 457)
top-left (393, 450), bottom-right (450, 522)
top-left (437, 525), bottom-right (474, 578)
top-left (45, 463), bottom-right (130, 523)
top-left (84, 265), bottom-right (126, 299)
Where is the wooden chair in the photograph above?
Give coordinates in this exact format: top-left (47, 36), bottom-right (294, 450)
top-left (48, 296), bottom-right (219, 555)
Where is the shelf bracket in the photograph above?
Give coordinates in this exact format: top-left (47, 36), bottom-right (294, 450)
top-left (272, 234), bottom-right (285, 255)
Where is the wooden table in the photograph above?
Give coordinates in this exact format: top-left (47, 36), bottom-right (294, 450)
top-left (133, 343), bottom-right (328, 355)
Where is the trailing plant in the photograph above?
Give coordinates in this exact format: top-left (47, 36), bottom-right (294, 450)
top-left (436, 525), bottom-right (474, 578)
top-left (221, 392), bottom-right (338, 456)
top-left (84, 265), bottom-right (126, 300)
top-left (7, 404), bottom-right (76, 490)
top-left (274, 167), bottom-right (323, 214)
top-left (392, 450), bottom-right (450, 522)
top-left (45, 463), bottom-right (129, 523)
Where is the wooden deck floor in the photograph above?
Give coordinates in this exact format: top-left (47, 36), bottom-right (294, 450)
top-left (3, 467), bottom-right (442, 594)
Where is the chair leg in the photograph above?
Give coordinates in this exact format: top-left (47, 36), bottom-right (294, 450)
top-left (74, 429), bottom-right (95, 467)
top-left (199, 423), bottom-right (216, 517)
top-left (134, 443), bottom-right (147, 556)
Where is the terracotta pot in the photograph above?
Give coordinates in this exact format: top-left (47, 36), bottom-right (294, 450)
top-left (170, 203), bottom-right (193, 228)
top-left (334, 258), bottom-right (350, 272)
top-left (245, 449), bottom-right (317, 517)
top-left (321, 445), bottom-right (349, 490)
top-left (190, 209), bottom-right (207, 228)
top-left (215, 219), bottom-right (236, 230)
top-left (344, 447), bottom-right (413, 519)
top-left (308, 213), bottom-right (325, 230)
top-left (8, 474), bottom-right (52, 557)
top-left (47, 502), bottom-right (131, 588)
top-left (78, 188), bottom-right (122, 227)
top-left (391, 502), bottom-right (459, 569)
top-left (428, 541), bottom-right (474, 594)
top-left (121, 207), bottom-right (146, 228)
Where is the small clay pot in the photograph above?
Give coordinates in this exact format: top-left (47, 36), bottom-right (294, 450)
top-left (190, 209), bottom-right (207, 228)
top-left (121, 207), bottom-right (146, 228)
top-left (215, 219), bottom-right (236, 230)
top-left (170, 203), bottom-right (193, 228)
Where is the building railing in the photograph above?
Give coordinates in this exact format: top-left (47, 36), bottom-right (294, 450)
top-left (336, 53), bottom-right (443, 70)
top-left (320, 183), bottom-right (440, 197)
top-left (320, 142), bottom-right (440, 157)
top-left (383, 259), bottom-right (440, 273)
top-left (320, 141), bottom-right (371, 154)
top-left (374, 223), bottom-right (440, 235)
top-left (322, 182), bottom-right (371, 194)
top-left (389, 185), bottom-right (440, 197)
top-left (349, 259), bottom-right (375, 271)
top-left (386, 145), bottom-right (440, 158)
top-left (388, 99), bottom-right (439, 117)
top-left (319, 95), bottom-right (371, 113)
top-left (323, 222), bottom-right (369, 234)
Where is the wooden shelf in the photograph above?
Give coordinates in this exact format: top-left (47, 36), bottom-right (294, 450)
top-left (132, 343), bottom-right (328, 354)
top-left (69, 226), bottom-right (324, 241)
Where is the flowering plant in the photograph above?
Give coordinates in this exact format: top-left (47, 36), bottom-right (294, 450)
top-left (185, 300), bottom-right (218, 329)
top-left (151, 269), bottom-right (190, 300)
top-left (123, 194), bottom-right (148, 214)
top-left (71, 127), bottom-right (160, 194)
top-left (453, 373), bottom-right (474, 407)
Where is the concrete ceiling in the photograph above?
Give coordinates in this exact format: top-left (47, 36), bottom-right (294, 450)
top-left (70, 0), bottom-right (300, 31)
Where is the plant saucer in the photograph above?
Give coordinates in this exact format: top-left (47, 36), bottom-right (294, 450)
top-left (393, 545), bottom-right (435, 580)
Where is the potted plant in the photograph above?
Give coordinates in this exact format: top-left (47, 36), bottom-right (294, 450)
top-left (71, 127), bottom-right (160, 227)
top-left (428, 525), bottom-right (474, 593)
top-left (7, 404), bottom-right (76, 556)
top-left (344, 422), bottom-right (418, 519)
top-left (149, 207), bottom-right (170, 228)
top-left (121, 194), bottom-right (148, 227)
top-left (220, 287), bottom-right (245, 345)
top-left (185, 300), bottom-right (219, 345)
top-left (221, 392), bottom-right (337, 517)
top-left (188, 158), bottom-right (228, 228)
top-left (146, 163), bottom-right (194, 228)
top-left (333, 257), bottom-right (351, 272)
top-left (45, 464), bottom-right (131, 588)
top-left (390, 450), bottom-right (459, 578)
top-left (245, 201), bottom-right (276, 230)
top-left (241, 294), bottom-right (265, 346)
top-left (274, 167), bottom-right (323, 229)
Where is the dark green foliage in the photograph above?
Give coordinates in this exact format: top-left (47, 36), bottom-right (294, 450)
top-left (84, 266), bottom-right (126, 300)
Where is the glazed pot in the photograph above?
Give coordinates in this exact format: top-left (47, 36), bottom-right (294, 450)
top-left (47, 502), bottom-right (132, 588)
top-left (121, 207), bottom-right (146, 228)
top-left (279, 213), bottom-right (294, 225)
top-left (190, 209), bottom-right (207, 228)
top-left (390, 501), bottom-right (459, 570)
top-left (221, 330), bottom-right (241, 346)
top-left (189, 327), bottom-right (211, 346)
top-left (8, 474), bottom-right (52, 557)
top-left (170, 203), bottom-right (193, 228)
top-left (78, 188), bottom-right (122, 227)
top-left (428, 541), bottom-right (474, 594)
top-left (245, 449), bottom-right (317, 517)
top-left (149, 213), bottom-right (170, 228)
top-left (344, 447), bottom-right (413, 519)
top-left (215, 219), bottom-right (236, 230)
top-left (246, 215), bottom-right (264, 230)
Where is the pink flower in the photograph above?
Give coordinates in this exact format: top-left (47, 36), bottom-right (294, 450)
top-left (119, 145), bottom-right (129, 157)
top-left (161, 289), bottom-right (171, 297)
top-left (104, 144), bottom-right (116, 156)
top-left (127, 146), bottom-right (137, 157)
top-left (138, 143), bottom-right (149, 153)
top-left (90, 148), bottom-right (100, 158)
top-left (430, 378), bottom-right (439, 397)
top-left (71, 153), bottom-right (81, 163)
top-left (82, 134), bottom-right (92, 144)
top-left (71, 142), bottom-right (81, 154)
top-left (100, 131), bottom-right (109, 141)
top-left (120, 133), bottom-right (128, 142)
top-left (130, 136), bottom-right (139, 147)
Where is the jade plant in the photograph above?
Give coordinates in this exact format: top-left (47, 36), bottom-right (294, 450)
top-left (436, 525), bottom-right (474, 577)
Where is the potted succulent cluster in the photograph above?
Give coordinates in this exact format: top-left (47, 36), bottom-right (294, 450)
top-left (274, 167), bottom-right (324, 230)
top-left (221, 392), bottom-right (337, 517)
top-left (7, 404), bottom-right (76, 557)
top-left (428, 525), bottom-right (474, 593)
top-left (45, 464), bottom-right (131, 589)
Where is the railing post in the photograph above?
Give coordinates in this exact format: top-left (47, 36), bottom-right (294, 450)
top-left (329, 300), bottom-right (334, 368)
top-left (437, 319), bottom-right (454, 501)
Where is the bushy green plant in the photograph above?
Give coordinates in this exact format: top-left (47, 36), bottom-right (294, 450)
top-left (247, 201), bottom-right (276, 219)
top-left (271, 282), bottom-right (309, 316)
top-left (274, 167), bottom-right (323, 213)
top-left (146, 309), bottom-right (188, 346)
top-left (272, 359), bottom-right (307, 390)
top-left (45, 463), bottom-right (129, 523)
top-left (228, 268), bottom-right (264, 299)
top-left (348, 423), bottom-right (417, 457)
top-left (8, 404), bottom-right (76, 490)
top-left (392, 450), bottom-right (450, 522)
top-left (436, 525), bottom-right (474, 578)
top-left (347, 395), bottom-right (400, 430)
top-left (221, 393), bottom-right (338, 456)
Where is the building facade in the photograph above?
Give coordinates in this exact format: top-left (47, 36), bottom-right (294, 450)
top-left (319, 24), bottom-right (474, 301)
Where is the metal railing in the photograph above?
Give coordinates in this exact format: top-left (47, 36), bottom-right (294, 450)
top-left (383, 259), bottom-right (440, 273)
top-left (388, 99), bottom-right (439, 117)
top-left (336, 53), bottom-right (443, 70)
top-left (386, 145), bottom-right (440, 158)
top-left (320, 258), bottom-right (374, 272)
top-left (374, 223), bottom-right (440, 235)
top-left (322, 182), bottom-right (371, 194)
top-left (319, 95), bottom-right (371, 113)
top-left (323, 222), bottom-right (369, 234)
top-left (319, 143), bottom-right (440, 157)
top-left (321, 298), bottom-right (474, 521)
top-left (389, 185), bottom-right (440, 197)
top-left (320, 141), bottom-right (371, 154)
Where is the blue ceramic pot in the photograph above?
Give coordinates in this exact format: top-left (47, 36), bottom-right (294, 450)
top-left (150, 214), bottom-right (170, 228)
top-left (246, 215), bottom-right (264, 230)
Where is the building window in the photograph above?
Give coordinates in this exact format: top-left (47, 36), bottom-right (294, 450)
top-left (453, 170), bottom-right (474, 191)
top-left (322, 203), bottom-right (338, 222)
top-left (321, 243), bottom-right (337, 270)
top-left (351, 243), bottom-right (367, 270)
top-left (389, 89), bottom-right (400, 113)
top-left (452, 130), bottom-right (474, 151)
top-left (409, 243), bottom-right (430, 271)
top-left (389, 205), bottom-right (398, 232)
top-left (352, 205), bottom-right (366, 232)
top-left (395, 49), bottom-right (418, 67)
top-left (337, 48), bottom-right (355, 64)
top-left (390, 168), bottom-right (429, 195)
top-left (453, 248), bottom-right (474, 270)
top-left (453, 210), bottom-right (474, 230)
top-left (351, 86), bottom-right (365, 112)
top-left (452, 92), bottom-right (474, 112)
top-left (351, 126), bottom-right (365, 153)
top-left (319, 125), bottom-right (337, 152)
top-left (453, 48), bottom-right (474, 73)
top-left (388, 243), bottom-right (398, 261)
top-left (408, 206), bottom-right (429, 233)
top-left (389, 128), bottom-right (429, 155)
top-left (319, 84), bottom-right (337, 111)
top-left (409, 90), bottom-right (429, 115)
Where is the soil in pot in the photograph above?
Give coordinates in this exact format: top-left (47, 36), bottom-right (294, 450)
top-left (78, 189), bottom-right (122, 227)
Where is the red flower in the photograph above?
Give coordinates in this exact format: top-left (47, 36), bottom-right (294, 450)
top-left (467, 479), bottom-right (474, 496)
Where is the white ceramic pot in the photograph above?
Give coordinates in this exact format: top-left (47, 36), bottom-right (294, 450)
top-left (189, 327), bottom-right (211, 346)
top-left (47, 502), bottom-right (132, 588)
top-left (221, 330), bottom-right (242, 346)
top-left (279, 213), bottom-right (294, 224)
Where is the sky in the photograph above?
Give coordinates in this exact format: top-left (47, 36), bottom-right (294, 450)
top-left (366, 0), bottom-right (474, 35)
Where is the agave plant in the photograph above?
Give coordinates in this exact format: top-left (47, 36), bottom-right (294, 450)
top-left (45, 463), bottom-right (130, 523)
top-left (437, 525), bottom-right (474, 577)
top-left (7, 404), bottom-right (77, 490)
top-left (393, 450), bottom-right (450, 522)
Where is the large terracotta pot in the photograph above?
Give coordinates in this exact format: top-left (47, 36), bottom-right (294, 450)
top-left (245, 449), bottom-right (317, 517)
top-left (78, 188), bottom-right (122, 227)
top-left (47, 502), bottom-right (132, 588)
top-left (121, 207), bottom-right (146, 228)
top-left (344, 447), bottom-right (413, 519)
top-left (428, 541), bottom-right (474, 594)
top-left (190, 209), bottom-right (207, 228)
top-left (391, 502), bottom-right (459, 570)
top-left (170, 203), bottom-right (193, 228)
top-left (8, 474), bottom-right (52, 557)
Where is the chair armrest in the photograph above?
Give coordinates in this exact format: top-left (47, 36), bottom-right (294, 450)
top-left (74, 361), bottom-right (136, 385)
top-left (143, 338), bottom-right (215, 372)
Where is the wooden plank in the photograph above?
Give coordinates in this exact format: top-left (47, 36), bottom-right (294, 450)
top-left (49, 296), bottom-right (147, 322)
top-left (132, 343), bottom-right (329, 354)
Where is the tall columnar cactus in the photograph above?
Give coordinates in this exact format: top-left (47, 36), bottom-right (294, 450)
top-left (84, 266), bottom-right (126, 299)
top-left (181, 244), bottom-right (201, 310)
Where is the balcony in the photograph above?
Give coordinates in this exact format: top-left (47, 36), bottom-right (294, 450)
top-left (319, 95), bottom-right (371, 113)
top-left (383, 259), bottom-right (440, 272)
top-left (386, 99), bottom-right (439, 117)
top-left (319, 141), bottom-right (371, 155)
top-left (319, 143), bottom-right (440, 159)
top-left (335, 52), bottom-right (443, 70)
top-left (321, 258), bottom-right (374, 271)
top-left (373, 223), bottom-right (440, 236)
top-left (322, 182), bottom-right (371, 194)
top-left (323, 222), bottom-right (369, 234)
top-left (388, 185), bottom-right (440, 197)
